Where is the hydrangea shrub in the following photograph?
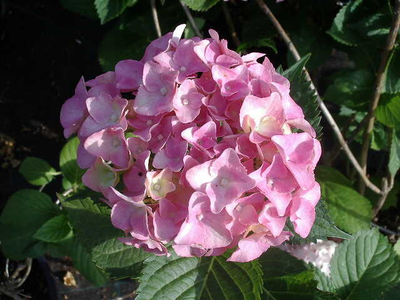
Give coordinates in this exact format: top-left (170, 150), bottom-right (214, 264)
top-left (60, 24), bottom-right (321, 262)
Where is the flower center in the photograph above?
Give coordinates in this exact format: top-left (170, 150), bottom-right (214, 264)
top-left (220, 177), bottom-right (229, 187)
top-left (197, 213), bottom-right (204, 221)
top-left (180, 66), bottom-right (186, 72)
top-left (182, 98), bottom-right (189, 105)
top-left (160, 87), bottom-right (168, 96)
top-left (112, 138), bottom-right (121, 148)
top-left (153, 183), bottom-right (161, 191)
top-left (157, 134), bottom-right (163, 141)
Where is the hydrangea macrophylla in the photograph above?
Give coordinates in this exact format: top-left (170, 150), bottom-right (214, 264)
top-left (60, 24), bottom-right (322, 263)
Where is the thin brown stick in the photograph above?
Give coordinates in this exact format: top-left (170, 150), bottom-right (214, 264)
top-left (221, 1), bottom-right (242, 49)
top-left (255, 0), bottom-right (382, 194)
top-left (150, 0), bottom-right (162, 38)
top-left (0, 287), bottom-right (24, 300)
top-left (179, 1), bottom-right (203, 38)
top-left (359, 0), bottom-right (400, 194)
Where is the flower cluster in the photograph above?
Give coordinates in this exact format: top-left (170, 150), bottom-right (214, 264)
top-left (60, 25), bottom-right (321, 262)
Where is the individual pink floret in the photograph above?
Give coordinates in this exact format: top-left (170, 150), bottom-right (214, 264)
top-left (84, 127), bottom-right (130, 169)
top-left (115, 59), bottom-right (144, 91)
top-left (82, 157), bottom-right (118, 192)
top-left (174, 192), bottom-right (233, 249)
top-left (153, 136), bottom-right (188, 172)
top-left (79, 93), bottom-right (128, 138)
top-left (272, 133), bottom-right (321, 190)
top-left (145, 168), bottom-right (176, 201)
top-left (134, 61), bottom-right (177, 116)
top-left (60, 77), bottom-right (88, 138)
top-left (186, 148), bottom-right (256, 213)
top-left (173, 79), bottom-right (205, 123)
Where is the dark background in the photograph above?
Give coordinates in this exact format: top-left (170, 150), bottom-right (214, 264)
top-left (0, 0), bottom-right (108, 207)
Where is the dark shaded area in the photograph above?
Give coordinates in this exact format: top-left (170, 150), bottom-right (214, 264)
top-left (0, 0), bottom-right (104, 207)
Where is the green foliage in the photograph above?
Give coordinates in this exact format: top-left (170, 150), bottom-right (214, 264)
top-left (316, 166), bottom-right (372, 234)
top-left (62, 196), bottom-right (150, 279)
top-left (136, 250), bottom-right (263, 300)
top-left (184, 18), bottom-right (205, 39)
top-left (287, 200), bottom-right (351, 245)
top-left (389, 130), bottom-right (400, 177)
top-left (61, 237), bottom-right (110, 286)
top-left (287, 26), bottom-right (331, 71)
top-left (95, 0), bottom-right (139, 24)
top-left (19, 157), bottom-right (58, 186)
top-left (91, 238), bottom-right (151, 279)
top-left (181, 0), bottom-right (219, 12)
top-left (383, 49), bottom-right (400, 94)
top-left (60, 136), bottom-right (85, 188)
top-left (327, 0), bottom-right (364, 46)
top-left (329, 229), bottom-right (400, 300)
top-left (260, 248), bottom-right (338, 299)
top-left (323, 70), bottom-right (374, 109)
top-left (99, 25), bottom-right (151, 72)
top-left (61, 0), bottom-right (98, 20)
top-left (0, 190), bottom-right (59, 260)
top-left (376, 94), bottom-right (400, 127)
top-left (33, 214), bottom-right (73, 243)
top-left (283, 54), bottom-right (323, 137)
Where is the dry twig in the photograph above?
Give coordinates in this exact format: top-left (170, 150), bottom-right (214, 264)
top-left (254, 0), bottom-right (382, 194)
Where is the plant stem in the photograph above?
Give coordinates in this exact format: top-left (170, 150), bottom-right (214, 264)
top-left (358, 0), bottom-right (400, 194)
top-left (221, 1), bottom-right (242, 49)
top-left (179, 1), bottom-right (203, 38)
top-left (255, 0), bottom-right (382, 194)
top-left (150, 0), bottom-right (162, 38)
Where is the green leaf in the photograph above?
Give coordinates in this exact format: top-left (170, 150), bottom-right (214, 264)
top-left (33, 214), bottom-right (73, 243)
top-left (383, 48), bottom-right (400, 94)
top-left (376, 94), bottom-right (400, 127)
top-left (63, 196), bottom-right (150, 278)
top-left (0, 190), bottom-right (59, 260)
top-left (66, 237), bottom-right (109, 286)
top-left (380, 283), bottom-right (400, 300)
top-left (324, 70), bottom-right (374, 109)
top-left (62, 197), bottom-right (120, 249)
top-left (184, 18), bottom-right (205, 39)
top-left (94, 0), bottom-right (139, 24)
top-left (287, 26), bottom-right (331, 71)
top-left (262, 270), bottom-right (339, 300)
top-left (181, 0), bottom-right (219, 11)
top-left (237, 38), bottom-right (277, 54)
top-left (19, 157), bottom-right (58, 186)
top-left (394, 240), bottom-right (400, 257)
top-left (282, 54), bottom-right (323, 137)
top-left (350, 13), bottom-right (391, 46)
top-left (287, 200), bottom-right (351, 245)
top-left (60, 137), bottom-right (85, 187)
top-left (91, 238), bottom-right (151, 279)
top-left (316, 166), bottom-right (372, 234)
top-left (61, 0), bottom-right (98, 20)
top-left (389, 130), bottom-right (400, 177)
top-left (327, 0), bottom-right (363, 46)
top-left (371, 121), bottom-right (389, 151)
top-left (330, 229), bottom-right (400, 300)
top-left (314, 267), bottom-right (336, 293)
top-left (99, 25), bottom-right (151, 72)
top-left (282, 54), bottom-right (311, 81)
top-left (258, 248), bottom-right (307, 278)
top-left (136, 251), bottom-right (263, 299)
